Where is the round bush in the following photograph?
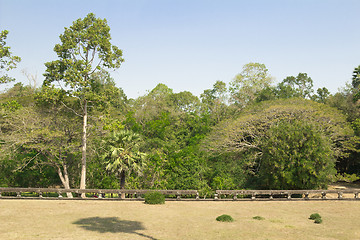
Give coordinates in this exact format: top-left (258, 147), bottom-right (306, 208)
top-left (309, 213), bottom-right (321, 220)
top-left (314, 218), bottom-right (323, 224)
top-left (144, 191), bottom-right (165, 205)
top-left (216, 214), bottom-right (234, 222)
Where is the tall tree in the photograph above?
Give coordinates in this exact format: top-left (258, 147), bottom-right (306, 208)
top-left (281, 73), bottom-right (314, 99)
top-left (43, 13), bottom-right (124, 194)
top-left (352, 65), bottom-right (360, 102)
top-left (201, 80), bottom-right (229, 123)
top-left (229, 63), bottom-right (273, 108)
top-left (312, 87), bottom-right (330, 103)
top-left (0, 30), bottom-right (21, 83)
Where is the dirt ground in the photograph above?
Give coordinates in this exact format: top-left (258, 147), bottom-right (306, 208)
top-left (0, 199), bottom-right (359, 240)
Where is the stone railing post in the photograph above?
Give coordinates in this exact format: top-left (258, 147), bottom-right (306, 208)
top-left (287, 193), bottom-right (291, 200)
top-left (304, 192), bottom-right (309, 200)
top-left (321, 192), bottom-right (327, 199)
top-left (196, 192), bottom-right (199, 200)
top-left (214, 193), bottom-right (218, 200)
top-left (337, 192), bottom-right (343, 199)
top-left (251, 193), bottom-right (256, 200)
top-left (16, 192), bottom-right (21, 198)
top-left (233, 193), bottom-right (238, 200)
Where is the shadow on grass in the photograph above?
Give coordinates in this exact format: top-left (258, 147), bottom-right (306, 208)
top-left (73, 217), bottom-right (158, 240)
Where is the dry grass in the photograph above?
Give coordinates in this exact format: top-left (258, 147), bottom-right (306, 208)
top-left (0, 199), bottom-right (359, 240)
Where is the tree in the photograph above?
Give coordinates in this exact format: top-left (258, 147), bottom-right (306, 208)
top-left (352, 65), bottom-right (360, 101)
top-left (0, 30), bottom-right (21, 83)
top-left (203, 98), bottom-right (353, 189)
top-left (43, 13), bottom-right (124, 194)
top-left (171, 91), bottom-right (200, 113)
top-left (0, 89), bottom-right (81, 197)
top-left (312, 87), bottom-right (330, 103)
top-left (200, 80), bottom-right (229, 123)
top-left (258, 120), bottom-right (335, 189)
top-left (101, 130), bottom-right (146, 198)
top-left (281, 73), bottom-right (314, 99)
top-left (229, 63), bottom-right (273, 108)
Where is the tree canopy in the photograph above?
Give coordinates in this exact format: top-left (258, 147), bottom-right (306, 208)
top-left (1, 15), bottom-right (360, 191)
top-left (0, 30), bottom-right (21, 83)
top-left (202, 98), bottom-right (354, 189)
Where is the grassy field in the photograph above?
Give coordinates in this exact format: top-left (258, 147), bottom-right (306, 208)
top-left (0, 199), bottom-right (359, 240)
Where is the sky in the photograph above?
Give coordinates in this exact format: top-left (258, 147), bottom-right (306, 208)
top-left (0, 0), bottom-right (359, 99)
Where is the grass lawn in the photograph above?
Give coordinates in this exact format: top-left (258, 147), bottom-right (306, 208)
top-left (0, 200), bottom-right (359, 240)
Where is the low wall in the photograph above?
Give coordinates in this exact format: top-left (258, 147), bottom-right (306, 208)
top-left (0, 187), bottom-right (359, 201)
top-left (0, 188), bottom-right (198, 200)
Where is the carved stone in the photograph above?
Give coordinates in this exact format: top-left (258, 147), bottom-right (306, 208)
top-left (337, 192), bottom-right (343, 199)
top-left (321, 192), bottom-right (327, 199)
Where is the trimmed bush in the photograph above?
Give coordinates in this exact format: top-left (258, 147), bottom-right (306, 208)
top-left (253, 216), bottom-right (265, 220)
top-left (144, 191), bottom-right (165, 205)
top-left (216, 214), bottom-right (234, 222)
top-left (309, 213), bottom-right (322, 224)
top-left (314, 218), bottom-right (323, 224)
top-left (309, 213), bottom-right (321, 220)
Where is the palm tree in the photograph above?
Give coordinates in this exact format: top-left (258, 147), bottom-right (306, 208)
top-left (101, 130), bottom-right (146, 198)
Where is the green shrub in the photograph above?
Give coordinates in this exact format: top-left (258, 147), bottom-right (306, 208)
top-left (314, 218), bottom-right (323, 224)
top-left (144, 191), bottom-right (165, 205)
top-left (253, 216), bottom-right (265, 220)
top-left (334, 173), bottom-right (360, 183)
top-left (309, 213), bottom-right (321, 220)
top-left (216, 214), bottom-right (234, 222)
top-left (309, 213), bottom-right (322, 224)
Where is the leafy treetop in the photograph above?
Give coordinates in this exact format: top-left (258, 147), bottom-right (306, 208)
top-left (0, 30), bottom-right (21, 84)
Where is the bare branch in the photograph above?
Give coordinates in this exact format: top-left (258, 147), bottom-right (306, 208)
top-left (13, 152), bottom-right (41, 172)
top-left (60, 101), bottom-right (82, 117)
top-left (89, 59), bottom-right (103, 75)
top-left (89, 47), bottom-right (97, 65)
top-left (78, 42), bottom-right (86, 61)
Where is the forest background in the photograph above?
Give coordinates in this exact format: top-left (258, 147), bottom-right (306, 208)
top-left (1, 12), bottom-right (360, 195)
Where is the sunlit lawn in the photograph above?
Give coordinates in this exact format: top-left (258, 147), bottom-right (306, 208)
top-left (0, 199), bottom-right (359, 240)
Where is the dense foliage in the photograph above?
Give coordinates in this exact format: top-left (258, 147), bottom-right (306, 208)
top-left (258, 120), bottom-right (335, 189)
top-left (216, 214), bottom-right (234, 222)
top-left (0, 13), bottom-right (359, 191)
top-left (144, 191), bottom-right (165, 205)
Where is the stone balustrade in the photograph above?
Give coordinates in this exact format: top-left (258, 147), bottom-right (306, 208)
top-left (215, 189), bottom-right (360, 200)
top-left (1, 187), bottom-right (359, 201)
top-left (0, 188), bottom-right (199, 200)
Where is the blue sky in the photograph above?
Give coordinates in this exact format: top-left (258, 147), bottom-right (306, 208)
top-left (1, 0), bottom-right (359, 99)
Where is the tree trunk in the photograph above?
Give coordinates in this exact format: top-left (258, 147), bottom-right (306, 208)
top-left (79, 99), bottom-right (87, 198)
top-left (120, 170), bottom-right (126, 199)
top-left (57, 165), bottom-right (73, 198)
